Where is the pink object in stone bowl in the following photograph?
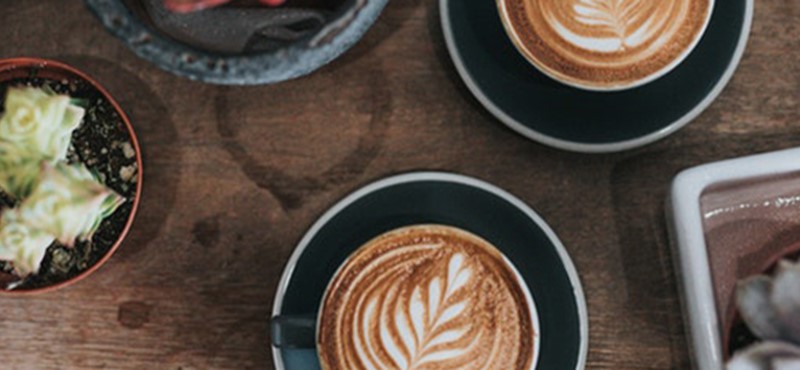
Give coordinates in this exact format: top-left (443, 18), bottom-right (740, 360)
top-left (164, 0), bottom-right (286, 13)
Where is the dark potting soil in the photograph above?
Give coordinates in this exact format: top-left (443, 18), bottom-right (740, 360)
top-left (0, 75), bottom-right (138, 290)
top-left (727, 320), bottom-right (758, 358)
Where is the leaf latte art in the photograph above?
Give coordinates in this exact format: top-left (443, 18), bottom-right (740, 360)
top-left (318, 225), bottom-right (536, 370)
top-left (499, 0), bottom-right (712, 89)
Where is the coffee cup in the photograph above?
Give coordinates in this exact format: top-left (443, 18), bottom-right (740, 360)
top-left (497, 0), bottom-right (715, 91)
top-left (271, 224), bottom-right (541, 370)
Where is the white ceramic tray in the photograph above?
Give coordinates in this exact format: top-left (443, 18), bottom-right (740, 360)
top-left (669, 147), bottom-right (800, 369)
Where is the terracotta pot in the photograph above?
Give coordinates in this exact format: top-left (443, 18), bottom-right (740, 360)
top-left (723, 241), bottom-right (800, 358)
top-left (0, 58), bottom-right (143, 295)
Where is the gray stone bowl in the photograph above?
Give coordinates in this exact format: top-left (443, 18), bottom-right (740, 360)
top-left (84, 0), bottom-right (389, 85)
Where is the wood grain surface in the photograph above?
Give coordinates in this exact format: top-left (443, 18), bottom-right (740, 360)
top-left (0, 0), bottom-right (798, 369)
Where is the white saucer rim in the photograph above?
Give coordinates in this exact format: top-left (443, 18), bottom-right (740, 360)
top-left (439, 0), bottom-right (754, 154)
top-left (271, 171), bottom-right (589, 370)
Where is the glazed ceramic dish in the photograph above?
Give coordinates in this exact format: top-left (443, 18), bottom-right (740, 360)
top-left (669, 147), bottom-right (800, 369)
top-left (441, 0), bottom-right (753, 153)
top-left (271, 172), bottom-right (588, 370)
top-left (84, 0), bottom-right (389, 85)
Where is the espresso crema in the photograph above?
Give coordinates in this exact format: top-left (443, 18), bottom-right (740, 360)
top-left (318, 225), bottom-right (536, 370)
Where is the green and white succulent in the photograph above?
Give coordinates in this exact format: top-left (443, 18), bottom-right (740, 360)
top-left (17, 163), bottom-right (125, 247)
top-left (0, 87), bottom-right (85, 162)
top-left (0, 139), bottom-right (43, 200)
top-left (0, 87), bottom-right (125, 279)
top-left (728, 257), bottom-right (800, 370)
top-left (0, 210), bottom-right (54, 276)
top-left (0, 87), bottom-right (85, 200)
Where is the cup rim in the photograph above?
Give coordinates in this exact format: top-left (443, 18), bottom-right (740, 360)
top-left (495, 0), bottom-right (717, 92)
top-left (0, 57), bottom-right (143, 295)
top-left (314, 224), bottom-right (542, 370)
top-left (271, 171), bottom-right (588, 370)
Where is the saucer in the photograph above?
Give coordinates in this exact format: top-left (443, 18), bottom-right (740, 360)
top-left (271, 172), bottom-right (588, 370)
top-left (441, 0), bottom-right (753, 153)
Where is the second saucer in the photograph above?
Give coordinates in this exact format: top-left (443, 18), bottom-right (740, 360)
top-left (441, 0), bottom-right (753, 153)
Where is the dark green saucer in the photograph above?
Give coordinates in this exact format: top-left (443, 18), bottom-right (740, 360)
top-left (271, 172), bottom-right (587, 370)
top-left (441, 0), bottom-right (752, 153)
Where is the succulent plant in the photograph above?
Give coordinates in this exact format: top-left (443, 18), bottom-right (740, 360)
top-left (728, 258), bottom-right (800, 370)
top-left (0, 87), bottom-right (85, 201)
top-left (0, 210), bottom-right (55, 276)
top-left (0, 87), bottom-right (124, 280)
top-left (17, 163), bottom-right (125, 247)
top-left (0, 139), bottom-right (43, 200)
top-left (0, 87), bottom-right (85, 163)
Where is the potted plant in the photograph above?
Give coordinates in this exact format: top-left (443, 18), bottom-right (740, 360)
top-left (726, 243), bottom-right (800, 369)
top-left (0, 58), bottom-right (142, 294)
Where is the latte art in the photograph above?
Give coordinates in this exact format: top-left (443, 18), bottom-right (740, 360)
top-left (546, 0), bottom-right (682, 53)
top-left (318, 225), bottom-right (536, 370)
top-left (499, 0), bottom-right (712, 89)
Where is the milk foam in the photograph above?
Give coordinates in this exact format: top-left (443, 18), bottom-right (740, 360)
top-left (318, 226), bottom-right (536, 370)
top-left (346, 253), bottom-right (476, 369)
top-left (548, 0), bottom-right (674, 53)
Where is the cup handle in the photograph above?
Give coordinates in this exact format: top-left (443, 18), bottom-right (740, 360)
top-left (270, 314), bottom-right (317, 348)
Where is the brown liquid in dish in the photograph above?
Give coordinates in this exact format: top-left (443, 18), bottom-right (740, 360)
top-left (499, 0), bottom-right (712, 89)
top-left (318, 225), bottom-right (536, 370)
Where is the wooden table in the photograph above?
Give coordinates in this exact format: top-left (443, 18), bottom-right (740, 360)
top-left (0, 1), bottom-right (798, 368)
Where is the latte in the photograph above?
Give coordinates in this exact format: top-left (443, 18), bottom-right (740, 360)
top-left (317, 225), bottom-right (537, 370)
top-left (498, 0), bottom-right (713, 90)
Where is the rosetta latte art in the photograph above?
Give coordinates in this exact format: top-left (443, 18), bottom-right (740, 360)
top-left (318, 225), bottom-right (536, 370)
top-left (501, 0), bottom-right (711, 88)
top-left (543, 0), bottom-right (682, 53)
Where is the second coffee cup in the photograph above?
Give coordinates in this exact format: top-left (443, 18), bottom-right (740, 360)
top-left (271, 224), bottom-right (541, 370)
top-left (497, 0), bottom-right (715, 91)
